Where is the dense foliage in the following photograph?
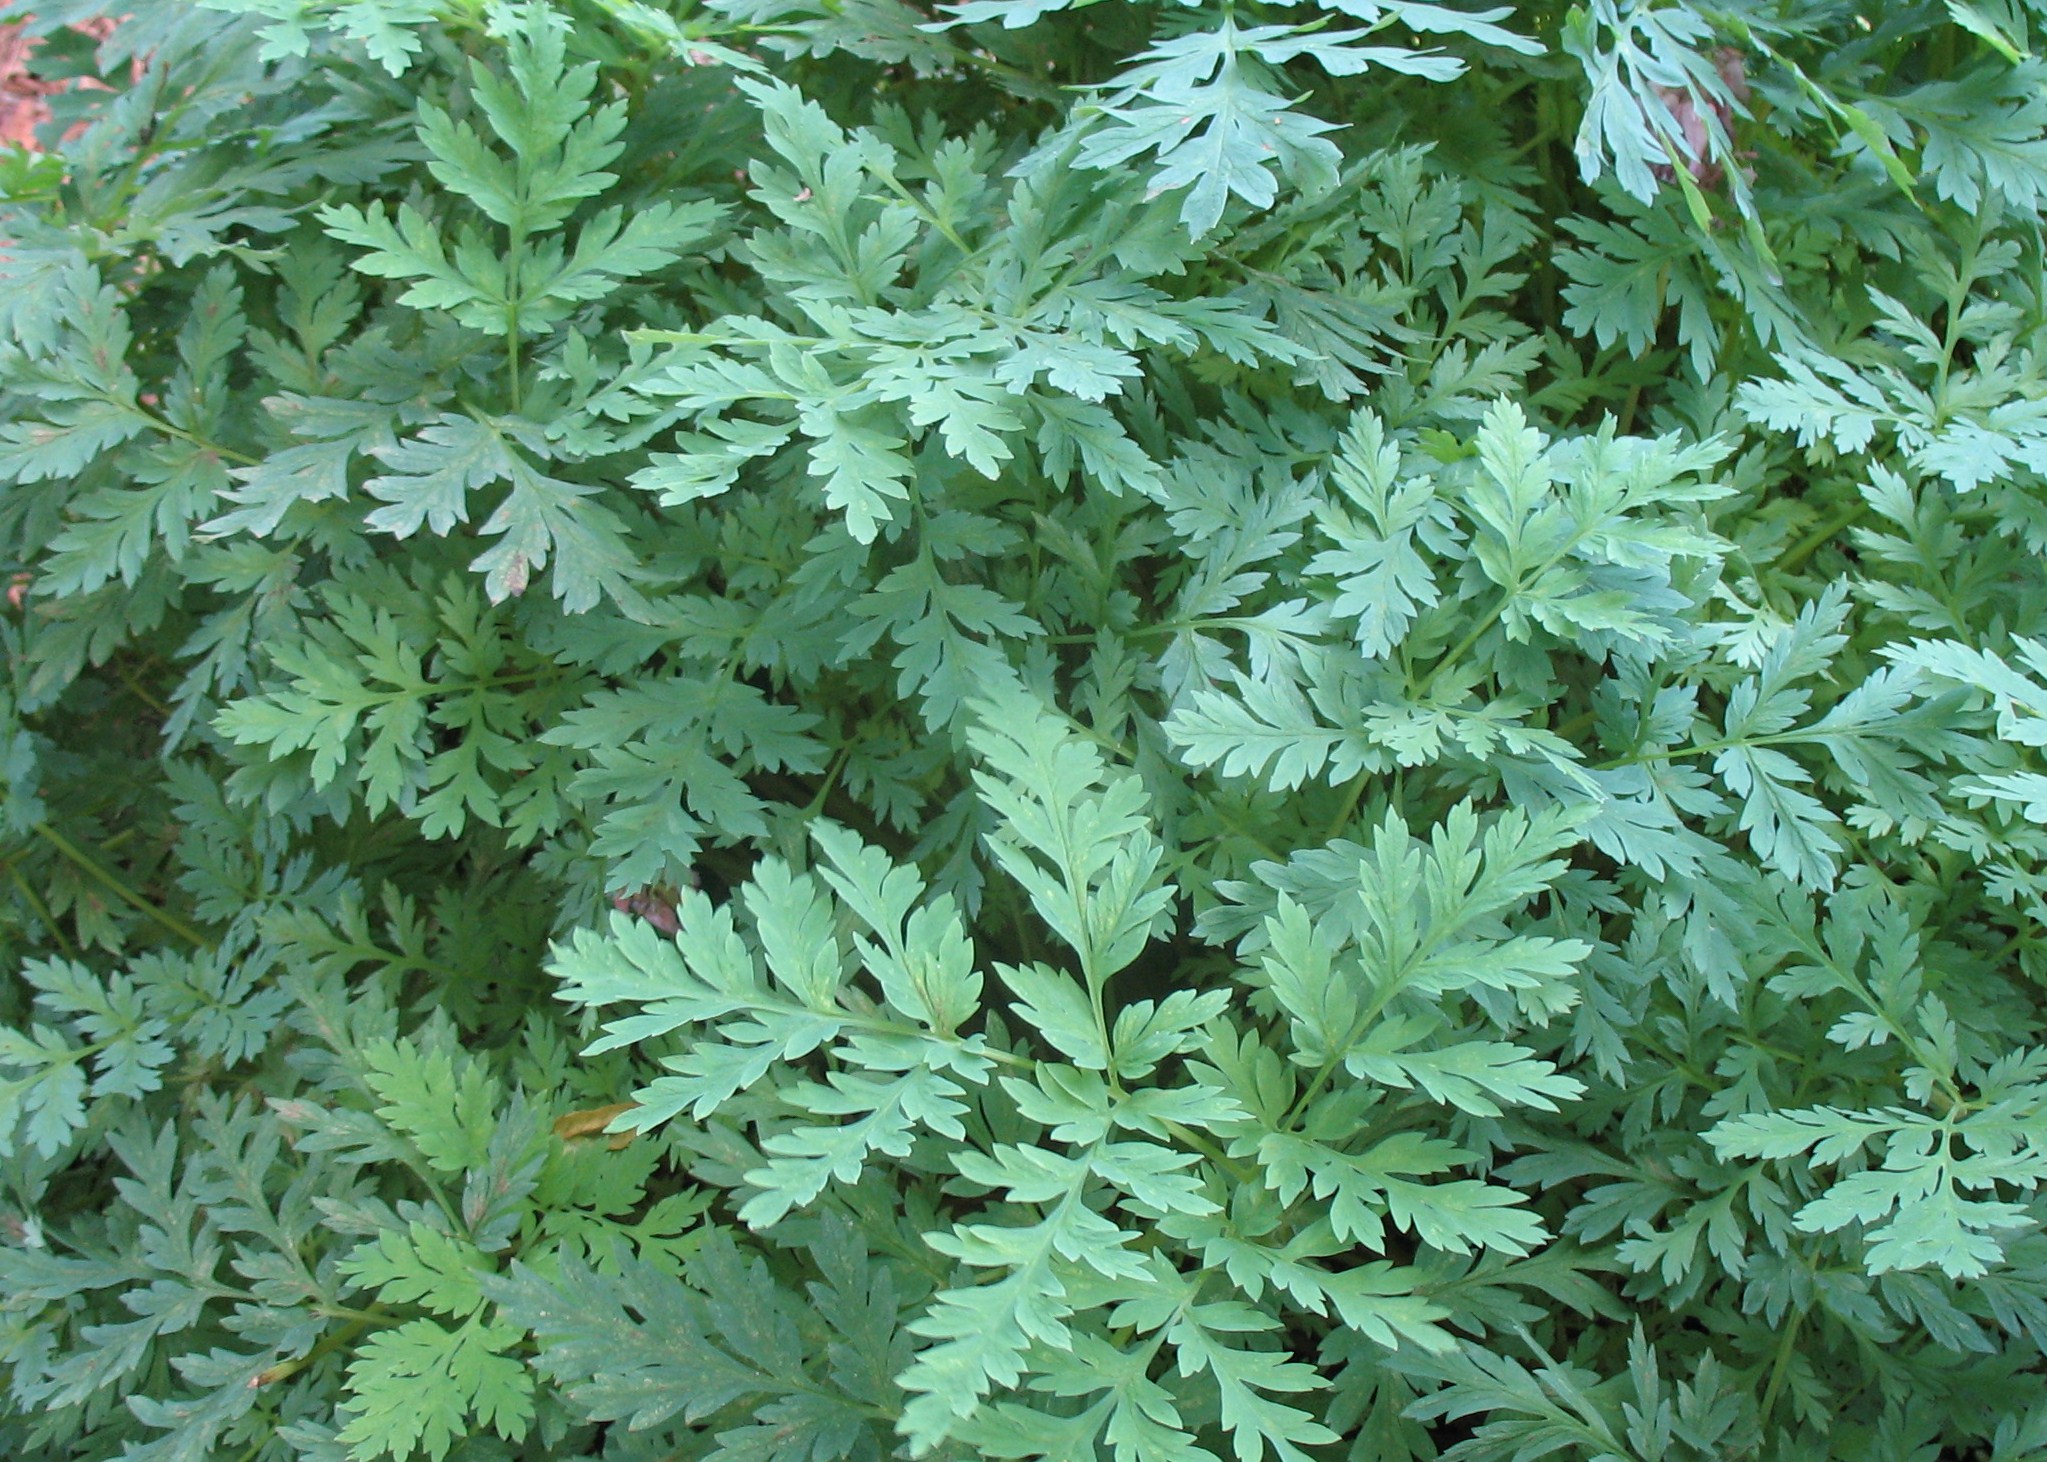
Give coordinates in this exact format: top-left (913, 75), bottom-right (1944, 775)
top-left (6, 0), bottom-right (2047, 1456)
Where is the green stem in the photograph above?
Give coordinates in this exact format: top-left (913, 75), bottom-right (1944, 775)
top-left (1759, 1305), bottom-right (1804, 1429)
top-left (82, 62), bottom-right (184, 233)
top-left (803, 744), bottom-right (853, 818)
top-left (1777, 500), bottom-right (1867, 576)
top-left (1616, 379), bottom-right (1643, 436)
top-left (872, 168), bottom-right (972, 254)
top-left (312, 1304), bottom-right (396, 1325)
top-left (1600, 721), bottom-right (1856, 771)
top-left (111, 659), bottom-right (170, 715)
top-left (1281, 978), bottom-right (1408, 1130)
top-left (1322, 771), bottom-right (1373, 845)
top-left (255, 1309), bottom-right (394, 1388)
top-left (122, 402), bottom-right (258, 466)
top-left (32, 822), bottom-right (205, 947)
top-left (505, 335), bottom-right (523, 412)
top-left (1162, 1113), bottom-right (1252, 1187)
top-left (319, 939), bottom-right (474, 987)
top-left (1551, 707), bottom-right (1596, 744)
top-left (1326, 535), bottom-right (1574, 841)
top-left (9, 864), bottom-right (76, 957)
top-left (505, 215), bottom-right (527, 411)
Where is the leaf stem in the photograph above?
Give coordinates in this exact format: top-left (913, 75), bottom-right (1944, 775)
top-left (9, 864), bottom-right (76, 957)
top-left (1324, 498), bottom-right (1602, 840)
top-left (32, 822), bottom-right (205, 947)
top-left (1759, 1304), bottom-right (1804, 1428)
top-left (121, 400), bottom-right (258, 466)
top-left (110, 658), bottom-right (170, 715)
top-left (255, 1308), bottom-right (393, 1387)
top-left (1777, 500), bottom-right (1867, 576)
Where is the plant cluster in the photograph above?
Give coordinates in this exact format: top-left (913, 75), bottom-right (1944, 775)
top-left (5, 0), bottom-right (2047, 1457)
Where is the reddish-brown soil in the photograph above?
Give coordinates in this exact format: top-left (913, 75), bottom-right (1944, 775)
top-left (0, 6), bottom-right (125, 150)
top-left (0, 6), bottom-right (54, 150)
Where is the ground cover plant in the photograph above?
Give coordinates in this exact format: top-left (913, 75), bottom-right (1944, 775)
top-left (7, 0), bottom-right (2047, 1456)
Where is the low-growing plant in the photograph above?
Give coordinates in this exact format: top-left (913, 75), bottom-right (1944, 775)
top-left (6, 0), bottom-right (2047, 1458)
